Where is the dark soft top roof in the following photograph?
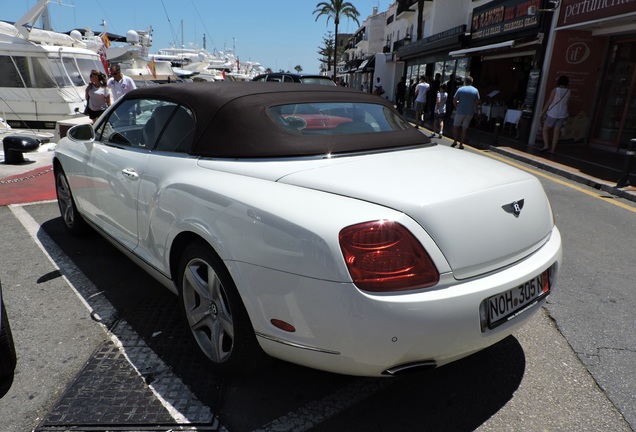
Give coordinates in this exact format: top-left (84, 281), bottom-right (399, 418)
top-left (122, 81), bottom-right (430, 158)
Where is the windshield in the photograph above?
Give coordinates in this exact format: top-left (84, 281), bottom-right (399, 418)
top-left (268, 102), bottom-right (411, 135)
top-left (298, 77), bottom-right (337, 86)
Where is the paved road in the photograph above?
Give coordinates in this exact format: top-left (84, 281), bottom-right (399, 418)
top-left (0, 142), bottom-right (634, 431)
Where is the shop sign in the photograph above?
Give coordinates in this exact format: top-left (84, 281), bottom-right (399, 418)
top-left (471, 0), bottom-right (541, 41)
top-left (523, 69), bottom-right (541, 109)
top-left (558, 0), bottom-right (636, 27)
top-left (422, 25), bottom-right (466, 44)
top-left (396, 25), bottom-right (466, 59)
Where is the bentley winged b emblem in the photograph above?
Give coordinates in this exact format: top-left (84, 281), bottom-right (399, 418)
top-left (502, 199), bottom-right (524, 218)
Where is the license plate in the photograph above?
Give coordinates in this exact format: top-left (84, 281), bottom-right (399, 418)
top-left (486, 270), bottom-right (550, 329)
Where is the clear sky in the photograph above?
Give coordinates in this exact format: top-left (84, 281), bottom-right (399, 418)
top-left (5, 0), bottom-right (388, 74)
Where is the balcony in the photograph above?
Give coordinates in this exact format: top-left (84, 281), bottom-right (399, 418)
top-left (396, 0), bottom-right (417, 17)
top-left (392, 36), bottom-right (411, 52)
top-left (353, 28), bottom-right (367, 45)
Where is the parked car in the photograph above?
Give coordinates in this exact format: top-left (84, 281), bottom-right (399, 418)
top-left (53, 82), bottom-right (561, 377)
top-left (252, 73), bottom-right (336, 86)
top-left (0, 278), bottom-right (17, 392)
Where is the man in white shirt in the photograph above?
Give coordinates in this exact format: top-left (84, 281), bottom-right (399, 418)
top-left (107, 64), bottom-right (136, 102)
top-left (414, 76), bottom-right (430, 129)
top-left (374, 77), bottom-right (385, 96)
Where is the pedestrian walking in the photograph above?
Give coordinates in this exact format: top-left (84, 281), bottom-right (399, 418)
top-left (431, 83), bottom-right (448, 139)
top-left (84, 69), bottom-right (111, 123)
top-left (429, 73), bottom-right (441, 119)
top-left (540, 75), bottom-right (570, 154)
top-left (374, 77), bottom-right (385, 96)
top-left (446, 73), bottom-right (458, 116)
top-left (451, 76), bottom-right (480, 149)
top-left (414, 76), bottom-right (430, 129)
top-left (107, 64), bottom-right (136, 102)
top-left (408, 81), bottom-right (417, 109)
top-left (395, 77), bottom-right (406, 114)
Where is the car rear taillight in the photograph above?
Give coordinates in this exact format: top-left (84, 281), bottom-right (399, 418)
top-left (339, 220), bottom-right (439, 292)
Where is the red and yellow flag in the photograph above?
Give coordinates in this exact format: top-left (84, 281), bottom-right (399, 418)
top-left (148, 57), bottom-right (157, 79)
top-left (101, 33), bottom-right (110, 48)
top-left (98, 46), bottom-right (108, 74)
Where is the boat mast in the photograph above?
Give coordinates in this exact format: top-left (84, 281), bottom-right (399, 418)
top-left (14, 0), bottom-right (51, 40)
top-left (41, 5), bottom-right (52, 31)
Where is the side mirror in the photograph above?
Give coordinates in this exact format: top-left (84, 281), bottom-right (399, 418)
top-left (67, 123), bottom-right (95, 142)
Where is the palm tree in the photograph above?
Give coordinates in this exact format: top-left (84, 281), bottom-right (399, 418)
top-left (313, 0), bottom-right (360, 79)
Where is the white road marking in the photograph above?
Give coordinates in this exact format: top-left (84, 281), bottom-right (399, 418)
top-left (9, 203), bottom-right (212, 425)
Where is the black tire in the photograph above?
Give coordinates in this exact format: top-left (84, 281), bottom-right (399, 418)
top-left (0, 300), bottom-right (17, 392)
top-left (177, 240), bottom-right (265, 375)
top-left (55, 166), bottom-right (88, 236)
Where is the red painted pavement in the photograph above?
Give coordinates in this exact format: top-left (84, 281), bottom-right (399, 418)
top-left (0, 165), bottom-right (56, 206)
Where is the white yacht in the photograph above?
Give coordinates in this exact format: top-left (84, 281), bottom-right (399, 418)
top-left (100, 28), bottom-right (181, 84)
top-left (162, 48), bottom-right (266, 82)
top-left (0, 0), bottom-right (103, 132)
top-left (155, 45), bottom-right (225, 81)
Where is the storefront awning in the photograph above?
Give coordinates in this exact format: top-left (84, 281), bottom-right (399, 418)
top-left (342, 59), bottom-right (362, 73)
top-left (449, 40), bottom-right (513, 57)
top-left (356, 56), bottom-right (375, 73)
top-left (449, 37), bottom-right (541, 57)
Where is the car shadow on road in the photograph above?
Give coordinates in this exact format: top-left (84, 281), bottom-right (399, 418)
top-left (38, 217), bottom-right (526, 431)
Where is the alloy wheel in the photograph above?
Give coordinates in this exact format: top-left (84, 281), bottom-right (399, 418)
top-left (181, 257), bottom-right (235, 364)
top-left (55, 167), bottom-right (88, 235)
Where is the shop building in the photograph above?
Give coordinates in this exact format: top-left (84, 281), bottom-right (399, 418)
top-left (342, 0), bottom-right (635, 168)
top-left (396, 25), bottom-right (468, 113)
top-left (391, 0), bottom-right (553, 138)
top-left (447, 0), bottom-right (551, 141)
top-left (536, 0), bottom-right (636, 152)
top-left (343, 6), bottom-right (388, 93)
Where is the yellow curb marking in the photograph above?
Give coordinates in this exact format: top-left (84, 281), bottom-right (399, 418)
top-left (481, 150), bottom-right (636, 213)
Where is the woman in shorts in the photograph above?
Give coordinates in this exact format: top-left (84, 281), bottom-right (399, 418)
top-left (540, 75), bottom-right (570, 154)
top-left (85, 70), bottom-right (111, 123)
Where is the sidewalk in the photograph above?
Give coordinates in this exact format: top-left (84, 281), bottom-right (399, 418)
top-left (0, 143), bottom-right (56, 206)
top-left (420, 120), bottom-right (636, 203)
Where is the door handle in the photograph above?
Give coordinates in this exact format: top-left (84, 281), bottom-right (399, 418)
top-left (121, 168), bottom-right (139, 180)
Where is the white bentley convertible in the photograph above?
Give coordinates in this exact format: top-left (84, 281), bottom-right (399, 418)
top-left (54, 82), bottom-right (561, 376)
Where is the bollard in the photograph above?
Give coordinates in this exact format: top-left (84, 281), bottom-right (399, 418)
top-left (616, 138), bottom-right (636, 188)
top-left (2, 135), bottom-right (40, 164)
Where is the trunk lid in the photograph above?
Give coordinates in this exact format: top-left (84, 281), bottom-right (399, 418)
top-left (275, 147), bottom-right (554, 279)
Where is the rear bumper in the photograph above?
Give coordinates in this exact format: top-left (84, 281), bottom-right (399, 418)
top-left (234, 227), bottom-right (562, 377)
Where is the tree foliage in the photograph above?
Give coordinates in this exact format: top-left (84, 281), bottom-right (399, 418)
top-left (313, 0), bottom-right (360, 78)
top-left (317, 32), bottom-right (335, 73)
